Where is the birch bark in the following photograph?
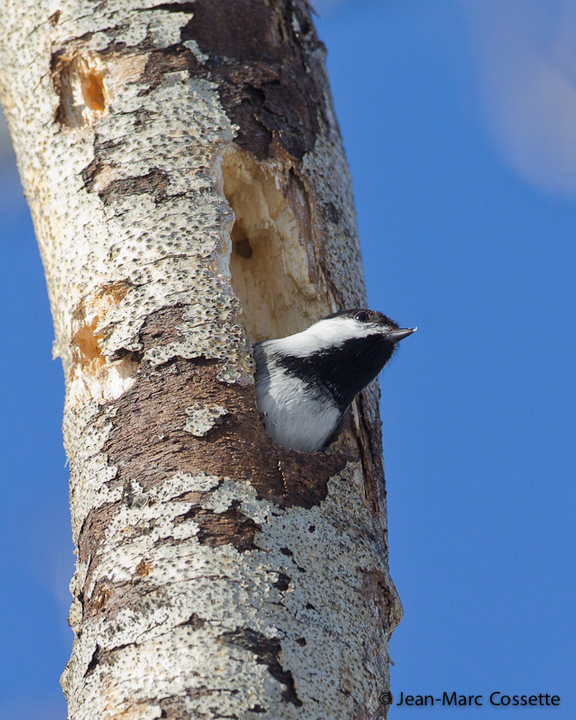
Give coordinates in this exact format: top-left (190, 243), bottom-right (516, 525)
top-left (0, 1), bottom-right (402, 717)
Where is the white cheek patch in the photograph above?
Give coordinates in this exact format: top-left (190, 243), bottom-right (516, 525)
top-left (270, 317), bottom-right (384, 358)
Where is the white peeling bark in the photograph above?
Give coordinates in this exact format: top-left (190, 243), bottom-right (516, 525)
top-left (0, 1), bottom-right (402, 718)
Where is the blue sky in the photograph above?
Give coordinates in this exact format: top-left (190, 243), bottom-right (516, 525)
top-left (1, 0), bottom-right (574, 717)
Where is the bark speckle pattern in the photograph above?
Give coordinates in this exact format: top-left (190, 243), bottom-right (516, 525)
top-left (0, 0), bottom-right (401, 717)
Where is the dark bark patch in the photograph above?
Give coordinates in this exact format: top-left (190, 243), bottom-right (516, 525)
top-left (84, 643), bottom-right (102, 677)
top-left (220, 627), bottom-right (302, 707)
top-left (81, 155), bottom-right (111, 194)
top-left (77, 501), bottom-right (117, 565)
top-left (170, 489), bottom-right (207, 505)
top-left (97, 168), bottom-right (170, 205)
top-left (146, 2), bottom-right (196, 12)
top-left (178, 613), bottom-right (206, 630)
top-left (160, 689), bottom-right (241, 718)
top-left (361, 568), bottom-right (403, 638)
top-left (82, 576), bottom-right (162, 621)
top-left (84, 642), bottom-right (132, 679)
top-left (176, 501), bottom-right (260, 553)
top-left (138, 45), bottom-right (191, 95)
top-left (273, 572), bottom-right (291, 592)
top-left (137, 305), bottom-right (184, 349)
top-left (356, 389), bottom-right (386, 516)
top-left (183, 2), bottom-right (279, 64)
top-left (322, 201), bottom-right (339, 225)
top-left (78, 506), bottom-right (157, 606)
top-left (181, 0), bottom-right (327, 160)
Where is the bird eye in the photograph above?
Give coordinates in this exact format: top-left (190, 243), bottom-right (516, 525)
top-left (354, 311), bottom-right (370, 322)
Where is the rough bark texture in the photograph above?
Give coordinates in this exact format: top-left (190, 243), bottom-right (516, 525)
top-left (0, 1), bottom-right (402, 718)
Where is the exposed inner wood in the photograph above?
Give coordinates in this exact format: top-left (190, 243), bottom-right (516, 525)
top-left (53, 52), bottom-right (109, 128)
top-left (223, 149), bottom-right (331, 342)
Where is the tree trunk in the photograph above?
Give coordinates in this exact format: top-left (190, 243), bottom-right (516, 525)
top-left (0, 1), bottom-right (402, 717)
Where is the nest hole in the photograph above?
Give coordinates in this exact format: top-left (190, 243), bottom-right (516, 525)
top-left (222, 150), bottom-right (330, 343)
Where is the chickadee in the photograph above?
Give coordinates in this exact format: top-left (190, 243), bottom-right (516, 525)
top-left (253, 309), bottom-right (415, 452)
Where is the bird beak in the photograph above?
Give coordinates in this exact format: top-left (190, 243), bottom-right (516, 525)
top-left (388, 327), bottom-right (416, 343)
